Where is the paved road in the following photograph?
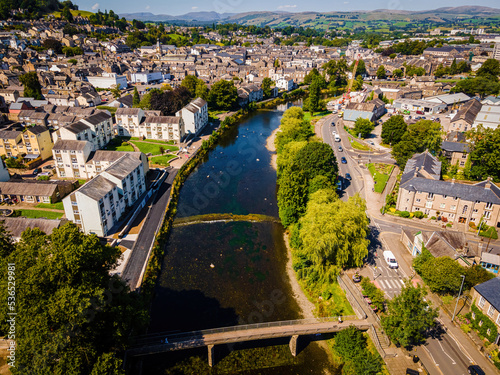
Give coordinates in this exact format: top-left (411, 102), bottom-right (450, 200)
top-left (121, 169), bottom-right (177, 290)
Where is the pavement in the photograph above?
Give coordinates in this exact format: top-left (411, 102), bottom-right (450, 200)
top-left (315, 111), bottom-right (500, 375)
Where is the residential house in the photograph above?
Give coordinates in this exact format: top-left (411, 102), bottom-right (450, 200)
top-left (0, 125), bottom-right (53, 162)
top-left (448, 99), bottom-right (482, 132)
top-left (471, 278), bottom-right (500, 344)
top-left (0, 181), bottom-right (60, 203)
top-left (1, 217), bottom-right (62, 242)
top-left (53, 112), bottom-right (114, 149)
top-left (441, 139), bottom-right (470, 168)
top-left (479, 252), bottom-right (500, 275)
top-left (397, 151), bottom-right (500, 229)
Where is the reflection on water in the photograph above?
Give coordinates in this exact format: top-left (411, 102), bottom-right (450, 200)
top-left (146, 106), bottom-right (334, 374)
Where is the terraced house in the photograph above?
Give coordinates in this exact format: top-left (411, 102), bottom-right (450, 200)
top-left (397, 151), bottom-right (500, 229)
top-left (0, 125), bottom-right (53, 163)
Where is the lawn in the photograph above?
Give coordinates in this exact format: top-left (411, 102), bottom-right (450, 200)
top-left (150, 154), bottom-right (177, 167)
top-left (35, 202), bottom-right (64, 210)
top-left (130, 137), bottom-right (176, 145)
top-left (130, 141), bottom-right (177, 155)
top-left (106, 139), bottom-right (135, 152)
top-left (480, 226), bottom-right (498, 240)
top-left (96, 106), bottom-right (118, 114)
top-left (15, 210), bottom-right (63, 220)
top-left (367, 163), bottom-right (395, 193)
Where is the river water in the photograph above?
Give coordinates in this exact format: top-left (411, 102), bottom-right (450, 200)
top-left (146, 106), bottom-right (336, 374)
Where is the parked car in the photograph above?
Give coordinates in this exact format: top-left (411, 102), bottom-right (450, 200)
top-left (468, 365), bottom-right (485, 375)
top-left (338, 146), bottom-right (343, 152)
top-left (33, 168), bottom-right (40, 175)
top-left (368, 141), bottom-right (375, 145)
top-left (345, 173), bottom-right (352, 180)
top-left (352, 273), bottom-right (361, 283)
top-left (341, 157), bottom-right (347, 164)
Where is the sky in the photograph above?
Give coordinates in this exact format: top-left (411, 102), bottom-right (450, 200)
top-left (76, 0), bottom-right (500, 16)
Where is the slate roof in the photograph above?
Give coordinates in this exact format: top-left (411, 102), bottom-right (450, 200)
top-left (101, 154), bottom-right (141, 180)
top-left (90, 150), bottom-right (143, 163)
top-left (0, 181), bottom-right (57, 197)
top-left (441, 141), bottom-right (470, 153)
top-left (0, 130), bottom-right (21, 139)
top-left (145, 116), bottom-right (180, 124)
top-left (2, 217), bottom-right (62, 239)
top-left (64, 121), bottom-right (89, 134)
top-left (82, 112), bottom-right (111, 125)
top-left (77, 174), bottom-right (116, 201)
top-left (53, 139), bottom-right (90, 151)
top-left (451, 99), bottom-right (482, 126)
top-left (401, 151), bottom-right (441, 185)
top-left (474, 278), bottom-right (500, 312)
top-left (116, 107), bottom-right (142, 116)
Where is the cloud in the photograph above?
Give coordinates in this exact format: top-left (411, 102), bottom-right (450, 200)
top-left (277, 4), bottom-right (297, 9)
top-left (145, 5), bottom-right (150, 10)
top-left (191, 6), bottom-right (198, 10)
top-left (343, 1), bottom-right (349, 3)
top-left (91, 3), bottom-right (99, 10)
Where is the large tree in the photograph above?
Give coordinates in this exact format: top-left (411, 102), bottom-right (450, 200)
top-left (181, 75), bottom-right (200, 97)
top-left (376, 65), bottom-right (386, 79)
top-left (19, 72), bottom-right (42, 100)
top-left (381, 280), bottom-right (438, 348)
top-left (419, 256), bottom-right (464, 295)
top-left (296, 190), bottom-right (370, 282)
top-left (0, 223), bottom-right (144, 374)
top-left (150, 86), bottom-right (192, 115)
top-left (295, 141), bottom-right (338, 183)
top-left (476, 58), bottom-right (500, 81)
top-left (133, 87), bottom-right (140, 106)
top-left (208, 80), bottom-right (238, 110)
top-left (381, 115), bottom-right (407, 145)
top-left (261, 77), bottom-right (273, 99)
top-left (307, 75), bottom-right (322, 115)
top-left (466, 125), bottom-right (500, 182)
top-left (353, 118), bottom-right (374, 139)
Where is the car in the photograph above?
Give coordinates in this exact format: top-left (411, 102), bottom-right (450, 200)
top-left (42, 164), bottom-right (54, 170)
top-left (332, 130), bottom-right (337, 135)
top-left (341, 157), bottom-right (347, 164)
top-left (368, 141), bottom-right (375, 145)
top-left (345, 173), bottom-right (351, 180)
top-left (352, 273), bottom-right (361, 283)
top-left (336, 180), bottom-right (343, 191)
top-left (33, 168), bottom-right (40, 175)
top-left (338, 146), bottom-right (343, 152)
top-left (468, 365), bottom-right (485, 375)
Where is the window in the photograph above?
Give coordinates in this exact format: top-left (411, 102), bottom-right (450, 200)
top-left (484, 211), bottom-right (491, 220)
top-left (486, 202), bottom-right (493, 210)
top-left (454, 196), bottom-right (458, 200)
top-left (72, 201), bottom-right (78, 206)
top-left (479, 296), bottom-right (485, 308)
top-left (440, 203), bottom-right (446, 209)
top-left (426, 201), bottom-right (432, 208)
top-left (462, 205), bottom-right (468, 215)
top-left (496, 314), bottom-right (500, 325)
top-left (428, 193), bottom-right (434, 199)
top-left (451, 205), bottom-right (456, 211)
top-left (416, 198), bottom-right (421, 203)
top-left (488, 305), bottom-right (495, 317)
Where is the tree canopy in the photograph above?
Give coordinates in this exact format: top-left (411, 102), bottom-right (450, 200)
top-left (20, 72), bottom-right (43, 100)
top-left (0, 223), bottom-right (145, 374)
top-left (208, 80), bottom-right (238, 110)
top-left (353, 118), bottom-right (374, 139)
top-left (261, 77), bottom-right (273, 99)
top-left (381, 115), bottom-right (407, 145)
top-left (381, 280), bottom-right (438, 348)
top-left (465, 125), bottom-right (500, 182)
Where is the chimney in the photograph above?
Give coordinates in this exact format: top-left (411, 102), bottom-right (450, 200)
top-left (485, 176), bottom-right (491, 190)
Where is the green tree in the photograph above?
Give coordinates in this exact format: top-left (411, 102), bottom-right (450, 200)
top-left (181, 75), bottom-right (199, 97)
top-left (110, 84), bottom-right (121, 99)
top-left (476, 58), bottom-right (500, 81)
top-left (194, 80), bottom-right (209, 101)
top-left (297, 191), bottom-right (369, 282)
top-left (295, 141), bottom-right (338, 183)
top-left (0, 220), bottom-right (14, 258)
top-left (393, 68), bottom-right (403, 78)
top-left (275, 115), bottom-right (312, 153)
top-left (62, 5), bottom-right (73, 22)
top-left (19, 72), bottom-right (42, 100)
top-left (277, 167), bottom-right (308, 226)
top-left (353, 118), bottom-right (374, 138)
top-left (376, 65), bottom-right (386, 79)
top-left (262, 77), bottom-right (273, 99)
top-left (466, 125), bottom-right (500, 181)
top-left (68, 58), bottom-right (77, 65)
top-left (90, 353), bottom-right (124, 375)
top-left (381, 280), bottom-right (438, 348)
top-left (274, 58), bottom-right (280, 68)
top-left (412, 246), bottom-right (433, 274)
top-left (381, 115), bottom-right (407, 145)
top-left (132, 87), bottom-right (140, 106)
top-left (420, 256), bottom-right (464, 295)
top-left (450, 58), bottom-right (458, 75)
top-left (464, 265), bottom-right (494, 291)
top-left (208, 80), bottom-right (238, 110)
top-left (308, 76), bottom-right (321, 115)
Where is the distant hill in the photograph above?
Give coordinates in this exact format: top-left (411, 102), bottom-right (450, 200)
top-left (119, 6), bottom-right (500, 26)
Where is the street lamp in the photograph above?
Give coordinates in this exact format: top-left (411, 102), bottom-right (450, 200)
top-left (452, 275), bottom-right (466, 322)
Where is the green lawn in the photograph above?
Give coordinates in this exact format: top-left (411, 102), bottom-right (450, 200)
top-left (150, 154), bottom-right (177, 167)
top-left (96, 106), bottom-right (118, 114)
top-left (35, 202), bottom-right (64, 210)
top-left (303, 110), bottom-right (331, 122)
top-left (106, 139), bottom-right (135, 152)
top-left (15, 210), bottom-right (63, 220)
top-left (480, 226), bottom-right (498, 240)
top-left (130, 141), bottom-right (177, 155)
top-left (367, 163), bottom-right (395, 193)
top-left (130, 137), bottom-right (176, 145)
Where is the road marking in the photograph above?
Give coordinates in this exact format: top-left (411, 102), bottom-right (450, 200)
top-left (399, 279), bottom-right (405, 285)
top-left (437, 339), bottom-right (457, 364)
top-left (378, 279), bottom-right (386, 288)
top-left (437, 319), bottom-right (473, 363)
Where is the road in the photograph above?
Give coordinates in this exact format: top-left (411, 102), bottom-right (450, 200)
top-left (121, 168), bottom-right (177, 290)
top-left (318, 113), bottom-right (488, 375)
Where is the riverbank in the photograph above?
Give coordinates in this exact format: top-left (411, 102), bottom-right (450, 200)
top-left (266, 127), bottom-right (279, 170)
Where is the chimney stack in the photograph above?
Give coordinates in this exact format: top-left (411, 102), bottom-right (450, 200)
top-left (485, 176), bottom-right (491, 190)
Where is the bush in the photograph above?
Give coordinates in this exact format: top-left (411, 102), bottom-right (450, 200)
top-left (461, 324), bottom-right (471, 333)
top-left (399, 211), bottom-right (410, 218)
top-left (413, 211), bottom-right (424, 219)
top-left (467, 304), bottom-right (498, 343)
top-left (121, 141), bottom-right (129, 147)
top-left (430, 216), bottom-right (437, 220)
top-left (469, 221), bottom-right (477, 229)
top-left (446, 223), bottom-right (452, 228)
top-left (441, 216), bottom-right (448, 223)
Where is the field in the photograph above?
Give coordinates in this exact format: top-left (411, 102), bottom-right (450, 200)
top-left (52, 9), bottom-right (94, 18)
top-left (130, 141), bottom-right (178, 155)
top-left (367, 163), bottom-right (395, 193)
top-left (15, 210), bottom-right (64, 220)
top-left (303, 110), bottom-right (330, 122)
top-left (106, 139), bottom-right (135, 152)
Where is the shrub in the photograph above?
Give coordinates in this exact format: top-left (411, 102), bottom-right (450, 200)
top-left (399, 211), bottom-right (410, 218)
top-left (441, 216), bottom-right (448, 223)
top-left (389, 207), bottom-right (396, 213)
top-left (430, 216), bottom-right (437, 220)
top-left (121, 141), bottom-right (129, 147)
top-left (409, 212), bottom-right (414, 218)
top-left (466, 304), bottom-right (498, 343)
top-left (413, 211), bottom-right (424, 219)
top-left (469, 222), bottom-right (477, 229)
top-left (461, 324), bottom-right (471, 333)
top-left (446, 223), bottom-right (452, 228)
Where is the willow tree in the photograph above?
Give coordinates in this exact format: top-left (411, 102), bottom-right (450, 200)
top-left (296, 189), bottom-right (370, 282)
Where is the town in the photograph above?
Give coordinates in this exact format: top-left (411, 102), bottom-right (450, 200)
top-left (0, 2), bottom-right (500, 375)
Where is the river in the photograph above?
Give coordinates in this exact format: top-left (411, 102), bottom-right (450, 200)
top-left (146, 105), bottom-right (336, 374)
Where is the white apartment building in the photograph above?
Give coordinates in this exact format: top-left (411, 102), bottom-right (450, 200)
top-left (53, 139), bottom-right (148, 179)
top-left (87, 73), bottom-right (128, 89)
top-left (276, 78), bottom-right (294, 91)
top-left (130, 71), bottom-right (164, 84)
top-left (175, 97), bottom-right (208, 136)
top-left (63, 154), bottom-right (147, 236)
top-left (115, 108), bottom-right (185, 141)
top-left (53, 112), bottom-right (114, 149)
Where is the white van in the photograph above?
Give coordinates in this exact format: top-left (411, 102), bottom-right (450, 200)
top-left (335, 135), bottom-right (341, 142)
top-left (383, 250), bottom-right (398, 269)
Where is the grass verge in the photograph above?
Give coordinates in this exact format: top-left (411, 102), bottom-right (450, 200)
top-left (348, 136), bottom-right (370, 151)
top-left (130, 141), bottom-right (178, 155)
top-left (367, 163), bottom-right (394, 193)
top-left (150, 154), bottom-right (177, 167)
